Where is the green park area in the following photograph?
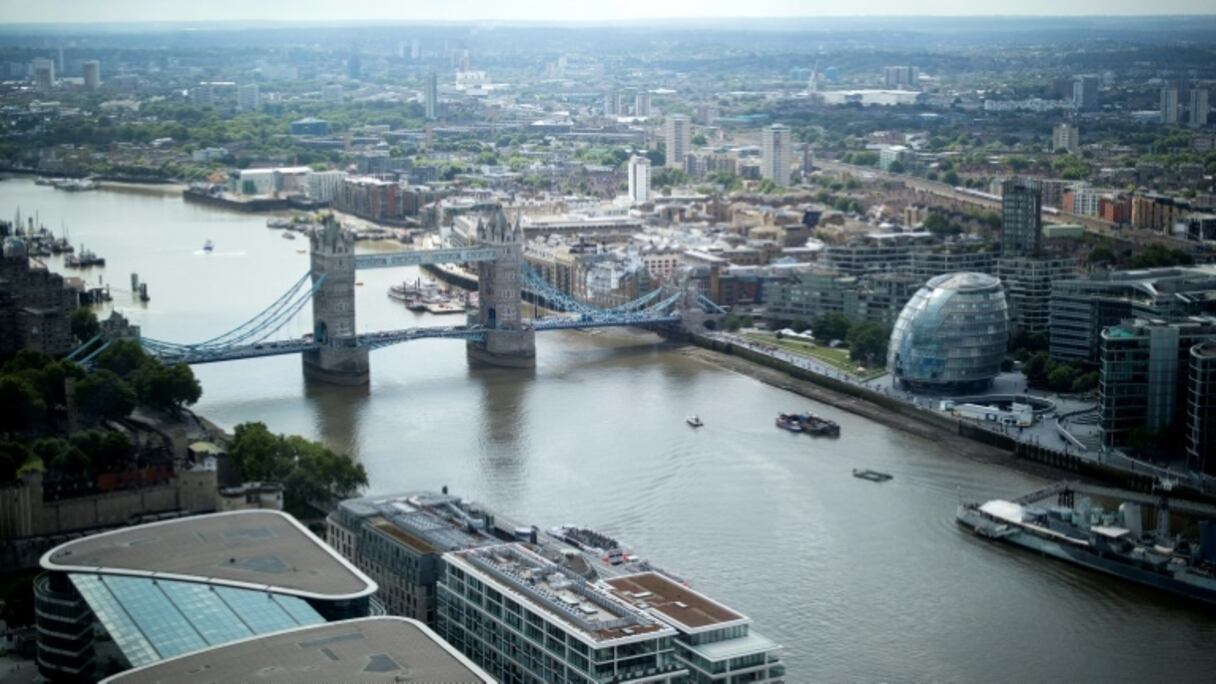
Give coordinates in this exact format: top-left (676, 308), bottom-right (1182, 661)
top-left (741, 331), bottom-right (886, 381)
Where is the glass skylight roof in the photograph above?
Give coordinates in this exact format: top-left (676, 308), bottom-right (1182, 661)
top-left (70, 573), bottom-right (325, 668)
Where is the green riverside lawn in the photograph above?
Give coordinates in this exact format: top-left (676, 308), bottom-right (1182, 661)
top-left (741, 331), bottom-right (886, 381)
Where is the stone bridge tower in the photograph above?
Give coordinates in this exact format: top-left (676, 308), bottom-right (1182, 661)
top-left (467, 207), bottom-right (536, 368)
top-left (303, 216), bottom-right (369, 384)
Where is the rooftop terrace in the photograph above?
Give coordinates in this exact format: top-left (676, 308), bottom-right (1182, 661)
top-left (605, 572), bottom-right (747, 632)
top-left (451, 544), bottom-right (669, 644)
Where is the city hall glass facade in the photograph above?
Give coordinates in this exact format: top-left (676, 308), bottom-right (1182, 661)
top-left (888, 272), bottom-right (1009, 393)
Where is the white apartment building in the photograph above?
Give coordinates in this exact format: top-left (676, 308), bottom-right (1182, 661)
top-left (628, 155), bottom-right (651, 204)
top-left (762, 124), bottom-right (792, 186)
top-left (666, 115), bottom-right (692, 171)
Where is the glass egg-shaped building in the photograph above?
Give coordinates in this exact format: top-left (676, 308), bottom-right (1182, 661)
top-left (887, 272), bottom-right (1008, 393)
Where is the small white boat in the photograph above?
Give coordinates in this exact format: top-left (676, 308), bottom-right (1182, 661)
top-left (686, 415), bottom-right (704, 428)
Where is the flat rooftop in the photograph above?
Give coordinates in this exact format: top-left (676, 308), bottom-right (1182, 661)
top-left (452, 544), bottom-right (668, 644)
top-left (43, 510), bottom-right (374, 599)
top-left (605, 572), bottom-right (746, 631)
top-left (100, 617), bottom-right (495, 684)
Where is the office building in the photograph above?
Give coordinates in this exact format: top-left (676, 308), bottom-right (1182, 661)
top-left (1000, 178), bottom-right (1042, 257)
top-left (666, 115), bottom-right (691, 171)
top-left (347, 52), bottom-right (361, 80)
top-left (1099, 317), bottom-right (1216, 451)
top-left (1188, 341), bottom-right (1216, 473)
top-left (628, 155), bottom-right (651, 204)
top-left (32, 57), bottom-right (54, 91)
top-left (327, 491), bottom-right (508, 624)
top-left (1050, 266), bottom-right (1216, 363)
top-left (100, 618), bottom-right (495, 684)
top-left (888, 272), bottom-right (1009, 393)
top-left (1190, 88), bottom-right (1210, 128)
top-left (765, 267), bottom-right (920, 329)
top-left (1130, 193), bottom-right (1189, 232)
top-left (1072, 75), bottom-right (1100, 111)
top-left (1061, 184), bottom-right (1100, 216)
top-left (425, 72), bottom-right (439, 120)
top-left (604, 90), bottom-right (620, 116)
top-left (996, 256), bottom-right (1078, 336)
top-left (634, 91), bottom-right (652, 117)
top-left (439, 543), bottom-right (687, 684)
top-left (878, 145), bottom-right (908, 172)
top-left (34, 510), bottom-right (378, 681)
top-left (605, 572), bottom-right (786, 683)
top-left (322, 83), bottom-right (344, 103)
top-left (761, 124), bottom-right (792, 187)
top-left (291, 117), bottom-right (330, 136)
top-left (237, 83), bottom-right (259, 112)
top-left (1161, 86), bottom-right (1181, 125)
top-left (82, 59), bottom-right (100, 90)
top-left (307, 169), bottom-right (347, 204)
top-left (883, 65), bottom-right (919, 90)
top-left (1053, 123), bottom-right (1079, 153)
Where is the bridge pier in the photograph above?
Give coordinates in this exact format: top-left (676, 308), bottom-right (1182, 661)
top-left (467, 208), bottom-right (536, 368)
top-left (302, 347), bottom-right (369, 385)
top-left (306, 216), bottom-right (371, 384)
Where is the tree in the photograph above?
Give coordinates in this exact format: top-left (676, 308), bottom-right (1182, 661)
top-left (847, 322), bottom-right (889, 364)
top-left (70, 307), bottom-right (100, 343)
top-left (923, 212), bottom-right (962, 237)
top-left (76, 369), bottom-right (136, 422)
top-left (1022, 352), bottom-right (1052, 388)
top-left (70, 430), bottom-right (134, 473)
top-left (229, 422), bottom-right (291, 482)
top-left (0, 441), bottom-right (32, 483)
top-left (942, 170), bottom-right (960, 186)
top-left (132, 363), bottom-right (201, 413)
top-left (31, 437), bottom-right (90, 477)
top-left (887, 160), bottom-right (906, 174)
top-left (280, 435), bottom-right (368, 512)
top-left (813, 313), bottom-right (852, 342)
top-left (228, 423), bottom-right (367, 515)
top-left (0, 376), bottom-right (45, 435)
top-left (95, 339), bottom-right (150, 379)
top-left (691, 133), bottom-right (708, 146)
top-left (1047, 365), bottom-right (1080, 393)
top-left (1071, 372), bottom-right (1100, 394)
top-left (1088, 246), bottom-right (1116, 264)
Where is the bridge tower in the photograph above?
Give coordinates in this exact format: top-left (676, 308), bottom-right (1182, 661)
top-left (467, 207), bottom-right (536, 368)
top-left (303, 217), bottom-right (370, 384)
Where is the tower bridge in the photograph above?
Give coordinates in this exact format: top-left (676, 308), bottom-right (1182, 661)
top-left (77, 208), bottom-right (724, 385)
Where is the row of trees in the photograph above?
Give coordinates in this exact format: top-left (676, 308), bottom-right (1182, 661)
top-left (0, 321), bottom-right (201, 484)
top-left (1021, 352), bottom-right (1100, 394)
top-left (803, 313), bottom-right (890, 365)
top-left (227, 422), bottom-right (368, 516)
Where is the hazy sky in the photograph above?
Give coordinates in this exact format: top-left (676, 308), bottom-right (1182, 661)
top-left (2, 0), bottom-right (1214, 24)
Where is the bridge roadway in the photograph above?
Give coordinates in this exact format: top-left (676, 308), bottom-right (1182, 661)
top-left (353, 246), bottom-right (499, 270)
top-left (146, 314), bottom-right (683, 364)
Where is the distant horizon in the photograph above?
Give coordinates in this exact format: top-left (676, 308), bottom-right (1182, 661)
top-left (2, 0), bottom-right (1216, 26)
top-left (3, 14), bottom-right (1216, 30)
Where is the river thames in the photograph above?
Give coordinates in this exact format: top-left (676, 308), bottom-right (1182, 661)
top-left (4, 177), bottom-right (1214, 682)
